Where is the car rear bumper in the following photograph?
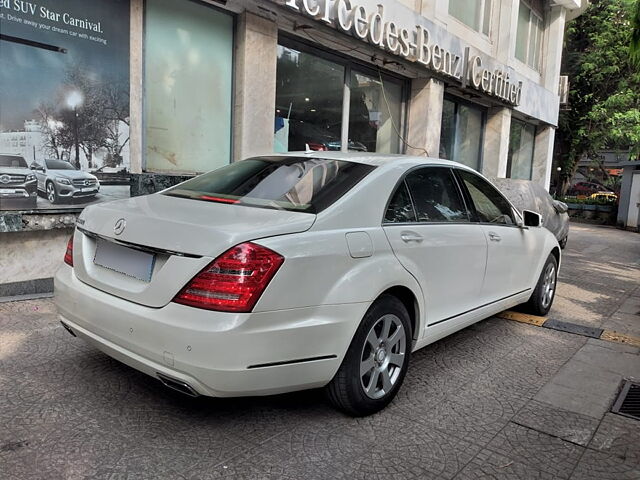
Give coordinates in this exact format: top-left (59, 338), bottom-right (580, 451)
top-left (54, 265), bottom-right (367, 397)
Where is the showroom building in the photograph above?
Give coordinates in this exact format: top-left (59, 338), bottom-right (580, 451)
top-left (0, 0), bottom-right (586, 294)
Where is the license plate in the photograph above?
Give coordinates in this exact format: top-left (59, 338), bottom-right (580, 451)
top-left (93, 238), bottom-right (156, 282)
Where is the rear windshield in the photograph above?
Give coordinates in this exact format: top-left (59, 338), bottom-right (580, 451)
top-left (163, 156), bottom-right (375, 213)
top-left (46, 159), bottom-right (76, 170)
top-left (0, 155), bottom-right (27, 168)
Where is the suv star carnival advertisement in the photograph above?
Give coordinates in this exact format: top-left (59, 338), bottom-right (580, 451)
top-left (0, 0), bottom-right (130, 210)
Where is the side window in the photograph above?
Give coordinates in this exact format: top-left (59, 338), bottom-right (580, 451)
top-left (458, 170), bottom-right (515, 225)
top-left (404, 167), bottom-right (469, 223)
top-left (384, 181), bottom-right (416, 223)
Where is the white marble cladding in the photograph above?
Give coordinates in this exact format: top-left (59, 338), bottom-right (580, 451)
top-left (0, 229), bottom-right (71, 284)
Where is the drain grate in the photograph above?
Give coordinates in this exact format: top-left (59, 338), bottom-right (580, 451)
top-left (612, 380), bottom-right (640, 420)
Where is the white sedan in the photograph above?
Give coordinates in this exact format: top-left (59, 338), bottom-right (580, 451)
top-left (55, 153), bottom-right (560, 416)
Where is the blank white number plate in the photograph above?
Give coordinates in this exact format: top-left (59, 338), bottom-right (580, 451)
top-left (94, 238), bottom-right (155, 282)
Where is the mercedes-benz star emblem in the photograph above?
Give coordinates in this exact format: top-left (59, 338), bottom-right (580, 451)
top-left (0, 175), bottom-right (10, 184)
top-left (114, 218), bottom-right (126, 236)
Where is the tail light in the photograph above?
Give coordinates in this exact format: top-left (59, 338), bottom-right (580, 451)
top-left (307, 142), bottom-right (327, 151)
top-left (173, 242), bottom-right (284, 313)
top-left (64, 233), bottom-right (74, 267)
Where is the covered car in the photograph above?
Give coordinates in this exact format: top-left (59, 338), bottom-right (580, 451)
top-left (492, 178), bottom-right (569, 248)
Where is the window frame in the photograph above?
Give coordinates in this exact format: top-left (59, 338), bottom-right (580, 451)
top-left (440, 94), bottom-right (487, 171)
top-left (506, 117), bottom-right (536, 180)
top-left (142, 0), bottom-right (237, 174)
top-left (448, 0), bottom-right (492, 36)
top-left (515, 0), bottom-right (544, 71)
top-left (277, 34), bottom-right (410, 155)
top-left (452, 168), bottom-right (523, 228)
top-left (382, 165), bottom-right (473, 226)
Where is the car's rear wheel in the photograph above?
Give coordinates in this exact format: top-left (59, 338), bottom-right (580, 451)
top-left (326, 294), bottom-right (411, 416)
top-left (523, 254), bottom-right (558, 316)
top-left (46, 181), bottom-right (58, 204)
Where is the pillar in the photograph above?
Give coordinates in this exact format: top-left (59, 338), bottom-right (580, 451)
top-left (233, 12), bottom-right (278, 161)
top-left (532, 126), bottom-right (555, 190)
top-left (482, 107), bottom-right (511, 178)
top-left (406, 78), bottom-right (444, 157)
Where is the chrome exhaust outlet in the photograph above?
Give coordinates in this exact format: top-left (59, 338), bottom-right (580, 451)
top-left (156, 372), bottom-right (199, 397)
top-left (60, 321), bottom-right (76, 337)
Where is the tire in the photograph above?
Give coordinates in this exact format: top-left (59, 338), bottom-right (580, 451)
top-left (326, 294), bottom-right (412, 416)
top-left (559, 236), bottom-right (568, 249)
top-left (46, 181), bottom-right (58, 204)
top-left (523, 254), bottom-right (558, 316)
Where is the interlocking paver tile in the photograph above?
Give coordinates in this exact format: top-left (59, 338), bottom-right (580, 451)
top-left (512, 400), bottom-right (600, 446)
top-left (570, 449), bottom-right (640, 480)
top-left (455, 449), bottom-right (556, 479)
top-left (486, 422), bottom-right (585, 479)
top-left (589, 413), bottom-right (640, 464)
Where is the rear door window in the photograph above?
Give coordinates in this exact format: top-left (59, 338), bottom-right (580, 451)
top-left (384, 181), bottom-right (416, 223)
top-left (163, 156), bottom-right (375, 213)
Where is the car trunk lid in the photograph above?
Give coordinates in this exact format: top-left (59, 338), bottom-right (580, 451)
top-left (73, 193), bottom-right (315, 307)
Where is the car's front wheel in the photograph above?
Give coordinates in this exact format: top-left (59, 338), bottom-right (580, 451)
top-left (46, 181), bottom-right (58, 204)
top-left (326, 294), bottom-right (411, 416)
top-left (523, 254), bottom-right (558, 316)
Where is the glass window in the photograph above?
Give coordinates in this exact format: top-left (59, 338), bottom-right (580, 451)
top-left (507, 119), bottom-right (536, 180)
top-left (459, 170), bottom-right (515, 225)
top-left (275, 42), bottom-right (406, 154)
top-left (275, 45), bottom-right (345, 153)
top-left (449, 0), bottom-right (492, 35)
top-left (515, 1), bottom-right (544, 70)
top-left (0, 155), bottom-right (27, 168)
top-left (164, 157), bottom-right (375, 214)
top-left (144, 0), bottom-right (233, 173)
top-left (349, 71), bottom-right (403, 154)
top-left (384, 181), bottom-right (416, 223)
top-left (405, 168), bottom-right (469, 223)
top-left (439, 98), bottom-right (485, 171)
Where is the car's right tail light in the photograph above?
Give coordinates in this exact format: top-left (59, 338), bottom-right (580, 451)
top-left (64, 233), bottom-right (74, 267)
top-left (173, 242), bottom-right (284, 313)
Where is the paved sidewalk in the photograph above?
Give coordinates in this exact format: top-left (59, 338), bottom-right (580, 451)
top-left (0, 223), bottom-right (638, 479)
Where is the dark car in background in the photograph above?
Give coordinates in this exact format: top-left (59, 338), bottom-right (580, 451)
top-left (493, 178), bottom-right (570, 249)
top-left (567, 181), bottom-right (612, 197)
top-left (0, 154), bottom-right (37, 209)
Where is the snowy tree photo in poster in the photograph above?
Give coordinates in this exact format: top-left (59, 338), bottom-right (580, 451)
top-left (0, 0), bottom-right (130, 210)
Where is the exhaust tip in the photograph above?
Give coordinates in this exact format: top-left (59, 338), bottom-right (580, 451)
top-left (60, 321), bottom-right (76, 337)
top-left (156, 372), bottom-right (199, 397)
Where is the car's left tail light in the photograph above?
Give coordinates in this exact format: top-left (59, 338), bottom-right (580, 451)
top-left (173, 242), bottom-right (284, 313)
top-left (64, 233), bottom-right (74, 267)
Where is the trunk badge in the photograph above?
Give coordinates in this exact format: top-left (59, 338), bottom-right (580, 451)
top-left (114, 218), bottom-right (126, 235)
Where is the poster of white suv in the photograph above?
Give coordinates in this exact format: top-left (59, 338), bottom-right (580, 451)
top-left (32, 159), bottom-right (100, 204)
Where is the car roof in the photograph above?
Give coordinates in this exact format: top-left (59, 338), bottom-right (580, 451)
top-left (266, 151), bottom-right (471, 169)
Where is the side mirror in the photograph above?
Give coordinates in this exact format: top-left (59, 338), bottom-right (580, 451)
top-left (553, 200), bottom-right (568, 214)
top-left (523, 210), bottom-right (542, 227)
top-left (30, 165), bottom-right (37, 170)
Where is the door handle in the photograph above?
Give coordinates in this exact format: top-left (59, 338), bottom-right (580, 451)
top-left (488, 232), bottom-right (501, 242)
top-left (401, 231), bottom-right (424, 243)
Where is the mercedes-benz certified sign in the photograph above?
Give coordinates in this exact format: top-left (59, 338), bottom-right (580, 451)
top-left (114, 218), bottom-right (126, 236)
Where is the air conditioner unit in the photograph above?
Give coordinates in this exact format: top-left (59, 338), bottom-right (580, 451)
top-left (559, 76), bottom-right (569, 104)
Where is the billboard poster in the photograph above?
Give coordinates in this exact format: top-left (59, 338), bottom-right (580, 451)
top-left (0, 0), bottom-right (130, 211)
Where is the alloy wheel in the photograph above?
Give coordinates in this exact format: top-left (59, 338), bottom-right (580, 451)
top-left (541, 263), bottom-right (556, 309)
top-left (47, 183), bottom-right (56, 203)
top-left (360, 313), bottom-right (406, 400)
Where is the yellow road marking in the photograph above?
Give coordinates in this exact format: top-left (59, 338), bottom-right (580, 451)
top-left (497, 310), bottom-right (640, 349)
top-left (497, 311), bottom-right (547, 327)
top-left (601, 330), bottom-right (640, 348)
